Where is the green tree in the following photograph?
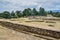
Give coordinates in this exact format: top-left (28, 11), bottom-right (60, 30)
top-left (56, 13), bottom-right (60, 17)
top-left (16, 10), bottom-right (22, 17)
top-left (2, 11), bottom-right (11, 19)
top-left (27, 8), bottom-right (32, 16)
top-left (33, 8), bottom-right (38, 16)
top-left (0, 13), bottom-right (3, 18)
top-left (11, 11), bottom-right (17, 18)
top-left (49, 11), bottom-right (53, 15)
top-left (22, 8), bottom-right (32, 17)
top-left (39, 7), bottom-right (47, 16)
top-left (53, 12), bottom-right (60, 17)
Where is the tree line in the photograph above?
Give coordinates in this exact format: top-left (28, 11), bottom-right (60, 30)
top-left (0, 7), bottom-right (60, 19)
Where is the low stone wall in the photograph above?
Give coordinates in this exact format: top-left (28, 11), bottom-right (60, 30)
top-left (0, 21), bottom-right (60, 39)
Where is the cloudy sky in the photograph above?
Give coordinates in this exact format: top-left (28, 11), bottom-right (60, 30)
top-left (0, 0), bottom-right (60, 12)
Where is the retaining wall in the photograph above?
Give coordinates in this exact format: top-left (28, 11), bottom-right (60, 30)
top-left (0, 21), bottom-right (60, 39)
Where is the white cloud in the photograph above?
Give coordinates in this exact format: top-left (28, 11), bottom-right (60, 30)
top-left (0, 0), bottom-right (60, 12)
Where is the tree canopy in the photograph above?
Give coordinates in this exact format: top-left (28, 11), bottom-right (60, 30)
top-left (0, 7), bottom-right (60, 19)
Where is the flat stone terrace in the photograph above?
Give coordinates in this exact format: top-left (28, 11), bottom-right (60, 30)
top-left (0, 19), bottom-right (60, 39)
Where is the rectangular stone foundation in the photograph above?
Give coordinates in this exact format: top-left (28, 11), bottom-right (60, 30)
top-left (0, 21), bottom-right (60, 39)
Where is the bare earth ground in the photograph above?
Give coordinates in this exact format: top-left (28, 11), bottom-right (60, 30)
top-left (0, 17), bottom-right (60, 31)
top-left (0, 17), bottom-right (60, 40)
top-left (7, 17), bottom-right (60, 31)
top-left (0, 25), bottom-right (47, 40)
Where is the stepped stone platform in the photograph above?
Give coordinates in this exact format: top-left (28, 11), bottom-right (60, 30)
top-left (0, 19), bottom-right (60, 39)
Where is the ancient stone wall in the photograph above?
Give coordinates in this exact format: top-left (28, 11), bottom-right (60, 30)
top-left (0, 21), bottom-right (60, 39)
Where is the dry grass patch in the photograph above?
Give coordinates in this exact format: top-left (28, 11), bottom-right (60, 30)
top-left (45, 21), bottom-right (56, 23)
top-left (8, 17), bottom-right (60, 30)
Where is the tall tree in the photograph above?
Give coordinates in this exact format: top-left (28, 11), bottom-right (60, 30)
top-left (39, 7), bottom-right (47, 16)
top-left (22, 8), bottom-right (32, 17)
top-left (11, 11), bottom-right (17, 18)
top-left (49, 11), bottom-right (53, 15)
top-left (16, 10), bottom-right (22, 17)
top-left (0, 13), bottom-right (3, 18)
top-left (27, 8), bottom-right (32, 16)
top-left (2, 11), bottom-right (11, 19)
top-left (33, 8), bottom-right (38, 16)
